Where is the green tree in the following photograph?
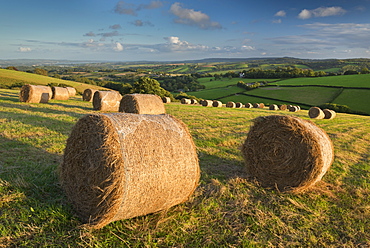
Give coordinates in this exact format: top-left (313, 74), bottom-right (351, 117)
top-left (131, 77), bottom-right (173, 98)
top-left (34, 68), bottom-right (48, 76)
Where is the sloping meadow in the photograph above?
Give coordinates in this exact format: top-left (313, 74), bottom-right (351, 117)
top-left (0, 89), bottom-right (369, 247)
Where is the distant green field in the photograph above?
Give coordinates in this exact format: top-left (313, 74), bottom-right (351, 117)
top-left (217, 94), bottom-right (292, 106)
top-left (333, 89), bottom-right (370, 114)
top-left (247, 86), bottom-right (342, 106)
top-left (198, 77), bottom-right (280, 89)
top-left (275, 74), bottom-right (370, 88)
top-left (189, 86), bottom-right (244, 99)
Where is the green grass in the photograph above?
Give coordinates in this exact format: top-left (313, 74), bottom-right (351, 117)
top-left (188, 85), bottom-right (244, 99)
top-left (332, 89), bottom-right (370, 114)
top-left (197, 77), bottom-right (280, 90)
top-left (275, 74), bottom-right (370, 88)
top-left (0, 69), bottom-right (105, 94)
top-left (1, 88), bottom-right (370, 247)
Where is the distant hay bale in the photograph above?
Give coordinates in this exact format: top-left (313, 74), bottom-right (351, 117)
top-left (212, 100), bottom-right (222, 107)
top-left (52, 86), bottom-right (70, 100)
top-left (181, 98), bottom-right (191, 104)
top-left (202, 100), bottom-right (213, 107)
top-left (162, 97), bottom-right (171, 103)
top-left (66, 87), bottom-right (77, 97)
top-left (287, 105), bottom-right (293, 109)
top-left (296, 105), bottom-right (301, 111)
top-left (269, 104), bottom-right (279, 110)
top-left (119, 94), bottom-right (165, 115)
top-left (279, 104), bottom-right (287, 111)
top-left (309, 107), bottom-right (325, 119)
top-left (191, 99), bottom-right (198, 104)
top-left (323, 109), bottom-right (336, 120)
top-left (241, 115), bottom-right (334, 192)
top-left (93, 91), bottom-right (122, 112)
top-left (253, 103), bottom-right (260, 108)
top-left (289, 106), bottom-right (299, 112)
top-left (226, 101), bottom-right (236, 108)
top-left (259, 103), bottom-right (265, 108)
top-left (59, 113), bottom-right (200, 229)
top-left (245, 103), bottom-right (253, 108)
top-left (19, 84), bottom-right (52, 103)
top-left (235, 102), bottom-right (243, 108)
top-left (83, 89), bottom-right (97, 102)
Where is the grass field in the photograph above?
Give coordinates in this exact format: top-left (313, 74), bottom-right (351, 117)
top-left (0, 69), bottom-right (105, 94)
top-left (1, 88), bottom-right (369, 247)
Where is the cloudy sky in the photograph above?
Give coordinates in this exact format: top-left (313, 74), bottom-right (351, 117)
top-left (1, 0), bottom-right (370, 61)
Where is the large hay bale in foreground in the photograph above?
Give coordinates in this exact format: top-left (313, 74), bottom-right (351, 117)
top-left (212, 100), bottom-right (222, 107)
top-left (119, 94), bottom-right (165, 115)
top-left (93, 91), bottom-right (122, 112)
top-left (323, 109), bottom-right (336, 120)
top-left (66, 87), bottom-right (77, 97)
top-left (202, 100), bottom-right (213, 107)
top-left (52, 86), bottom-right (70, 100)
top-left (19, 84), bottom-right (52, 103)
top-left (83, 89), bottom-right (97, 102)
top-left (241, 115), bottom-right (334, 192)
top-left (60, 113), bottom-right (200, 229)
top-left (309, 107), bottom-right (325, 119)
top-left (226, 101), bottom-right (236, 108)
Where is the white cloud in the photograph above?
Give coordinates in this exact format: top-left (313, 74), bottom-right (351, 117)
top-left (114, 42), bottom-right (124, 51)
top-left (241, 45), bottom-right (256, 51)
top-left (169, 2), bottom-right (222, 30)
top-left (83, 31), bottom-right (96, 37)
top-left (18, 47), bottom-right (32, 52)
top-left (298, 7), bottom-right (346, 19)
top-left (114, 1), bottom-right (164, 16)
top-left (275, 10), bottom-right (286, 17)
top-left (272, 19), bottom-right (282, 24)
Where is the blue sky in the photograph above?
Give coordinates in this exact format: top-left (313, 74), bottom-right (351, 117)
top-left (1, 0), bottom-right (370, 61)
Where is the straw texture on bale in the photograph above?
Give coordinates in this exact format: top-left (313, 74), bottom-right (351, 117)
top-left (269, 104), bottom-right (279, 110)
top-left (60, 113), bottom-right (200, 229)
top-left (19, 84), bottom-right (52, 103)
top-left (245, 103), bottom-right (253, 108)
top-left (309, 107), bottom-right (325, 119)
top-left (241, 115), bottom-right (334, 192)
top-left (212, 100), bottom-right (222, 107)
top-left (253, 103), bottom-right (260, 108)
top-left (226, 101), bottom-right (236, 108)
top-left (181, 98), bottom-right (191, 104)
top-left (83, 89), bottom-right (97, 102)
top-left (202, 100), bottom-right (213, 107)
top-left (162, 97), bottom-right (171, 103)
top-left (235, 102), bottom-right (243, 108)
top-left (259, 103), bottom-right (265, 108)
top-left (52, 86), bottom-right (70, 100)
top-left (279, 105), bottom-right (287, 111)
top-left (93, 91), bottom-right (122, 112)
top-left (323, 109), bottom-right (336, 119)
top-left (190, 99), bottom-right (198, 104)
top-left (66, 87), bottom-right (77, 97)
top-left (289, 106), bottom-right (299, 112)
top-left (119, 94), bottom-right (165, 115)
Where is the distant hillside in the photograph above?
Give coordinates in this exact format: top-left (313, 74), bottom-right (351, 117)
top-left (0, 69), bottom-right (106, 94)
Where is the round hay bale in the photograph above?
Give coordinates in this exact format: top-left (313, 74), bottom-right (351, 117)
top-left (66, 87), bottom-right (77, 97)
top-left (279, 104), bottom-right (287, 111)
top-left (241, 115), bottom-right (334, 192)
top-left (59, 113), bottom-right (200, 229)
top-left (181, 98), bottom-right (191, 104)
top-left (269, 104), bottom-right (279, 110)
top-left (162, 97), bottom-right (171, 103)
top-left (212, 100), bottom-right (222, 107)
top-left (19, 84), bottom-right (52, 103)
top-left (52, 86), bottom-right (70, 100)
top-left (226, 101), bottom-right (236, 108)
top-left (235, 102), bottom-right (243, 108)
top-left (245, 103), bottom-right (253, 108)
top-left (323, 109), bottom-right (336, 120)
top-left (253, 103), bottom-right (260, 108)
top-left (83, 89), bottom-right (97, 102)
top-left (93, 91), bottom-right (122, 112)
top-left (289, 106), bottom-right (299, 112)
top-left (202, 100), bottom-right (213, 107)
top-left (190, 99), bottom-right (198, 104)
top-left (296, 105), bottom-right (301, 111)
top-left (287, 105), bottom-right (293, 109)
top-left (309, 107), bottom-right (325, 119)
top-left (119, 94), bottom-right (165, 115)
top-left (259, 103), bottom-right (265, 108)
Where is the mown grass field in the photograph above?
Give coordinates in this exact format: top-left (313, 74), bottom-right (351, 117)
top-left (0, 69), bottom-right (105, 94)
top-left (1, 88), bottom-right (369, 247)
